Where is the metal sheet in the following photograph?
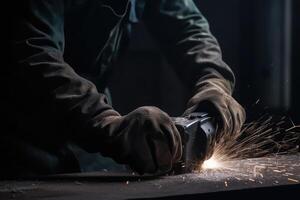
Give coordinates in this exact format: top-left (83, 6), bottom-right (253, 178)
top-left (0, 154), bottom-right (299, 200)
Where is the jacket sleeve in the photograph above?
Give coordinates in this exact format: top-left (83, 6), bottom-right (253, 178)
top-left (142, 0), bottom-right (245, 134)
top-left (11, 0), bottom-right (120, 152)
top-left (142, 0), bottom-right (234, 91)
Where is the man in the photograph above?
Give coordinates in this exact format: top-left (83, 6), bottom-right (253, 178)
top-left (1, 0), bottom-right (245, 178)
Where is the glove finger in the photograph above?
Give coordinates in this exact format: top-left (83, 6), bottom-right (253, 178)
top-left (158, 120), bottom-right (182, 162)
top-left (148, 108), bottom-right (182, 162)
top-left (148, 135), bottom-right (173, 174)
top-left (227, 97), bottom-right (246, 135)
top-left (129, 130), bottom-right (157, 175)
top-left (169, 123), bottom-right (182, 162)
top-left (144, 108), bottom-right (182, 171)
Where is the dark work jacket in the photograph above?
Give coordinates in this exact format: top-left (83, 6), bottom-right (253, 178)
top-left (1, 0), bottom-right (235, 177)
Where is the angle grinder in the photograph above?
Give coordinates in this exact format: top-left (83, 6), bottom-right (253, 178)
top-left (172, 112), bottom-right (218, 174)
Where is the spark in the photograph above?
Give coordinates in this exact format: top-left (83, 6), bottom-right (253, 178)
top-left (285, 173), bottom-right (294, 176)
top-left (224, 181), bottom-right (228, 187)
top-left (255, 99), bottom-right (260, 104)
top-left (202, 156), bottom-right (222, 169)
top-left (287, 178), bottom-right (299, 183)
top-left (208, 114), bottom-right (300, 163)
top-left (199, 114), bottom-right (300, 180)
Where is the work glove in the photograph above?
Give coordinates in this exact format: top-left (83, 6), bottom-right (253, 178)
top-left (97, 106), bottom-right (182, 175)
top-left (184, 77), bottom-right (246, 140)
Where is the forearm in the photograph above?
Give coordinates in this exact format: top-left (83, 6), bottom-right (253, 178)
top-left (143, 0), bottom-right (235, 92)
top-left (11, 0), bottom-right (119, 152)
top-left (143, 0), bottom-right (245, 133)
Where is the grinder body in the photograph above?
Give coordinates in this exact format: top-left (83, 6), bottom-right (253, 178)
top-left (173, 113), bottom-right (217, 173)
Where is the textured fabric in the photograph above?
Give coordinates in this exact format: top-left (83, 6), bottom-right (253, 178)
top-left (2, 0), bottom-right (245, 177)
top-left (142, 0), bottom-right (245, 138)
top-left (92, 106), bottom-right (182, 175)
top-left (184, 76), bottom-right (246, 139)
top-left (4, 0), bottom-right (127, 176)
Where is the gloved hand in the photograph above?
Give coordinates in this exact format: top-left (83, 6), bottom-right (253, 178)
top-left (183, 78), bottom-right (246, 139)
top-left (98, 106), bottom-right (182, 175)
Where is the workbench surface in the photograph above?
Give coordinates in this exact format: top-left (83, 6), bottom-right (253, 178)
top-left (1, 154), bottom-right (299, 200)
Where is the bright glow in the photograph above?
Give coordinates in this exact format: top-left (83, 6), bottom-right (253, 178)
top-left (202, 157), bottom-right (221, 169)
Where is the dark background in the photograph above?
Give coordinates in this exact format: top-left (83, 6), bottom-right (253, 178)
top-left (109, 0), bottom-right (300, 124)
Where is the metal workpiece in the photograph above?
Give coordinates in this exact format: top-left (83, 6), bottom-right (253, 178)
top-left (0, 154), bottom-right (299, 200)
